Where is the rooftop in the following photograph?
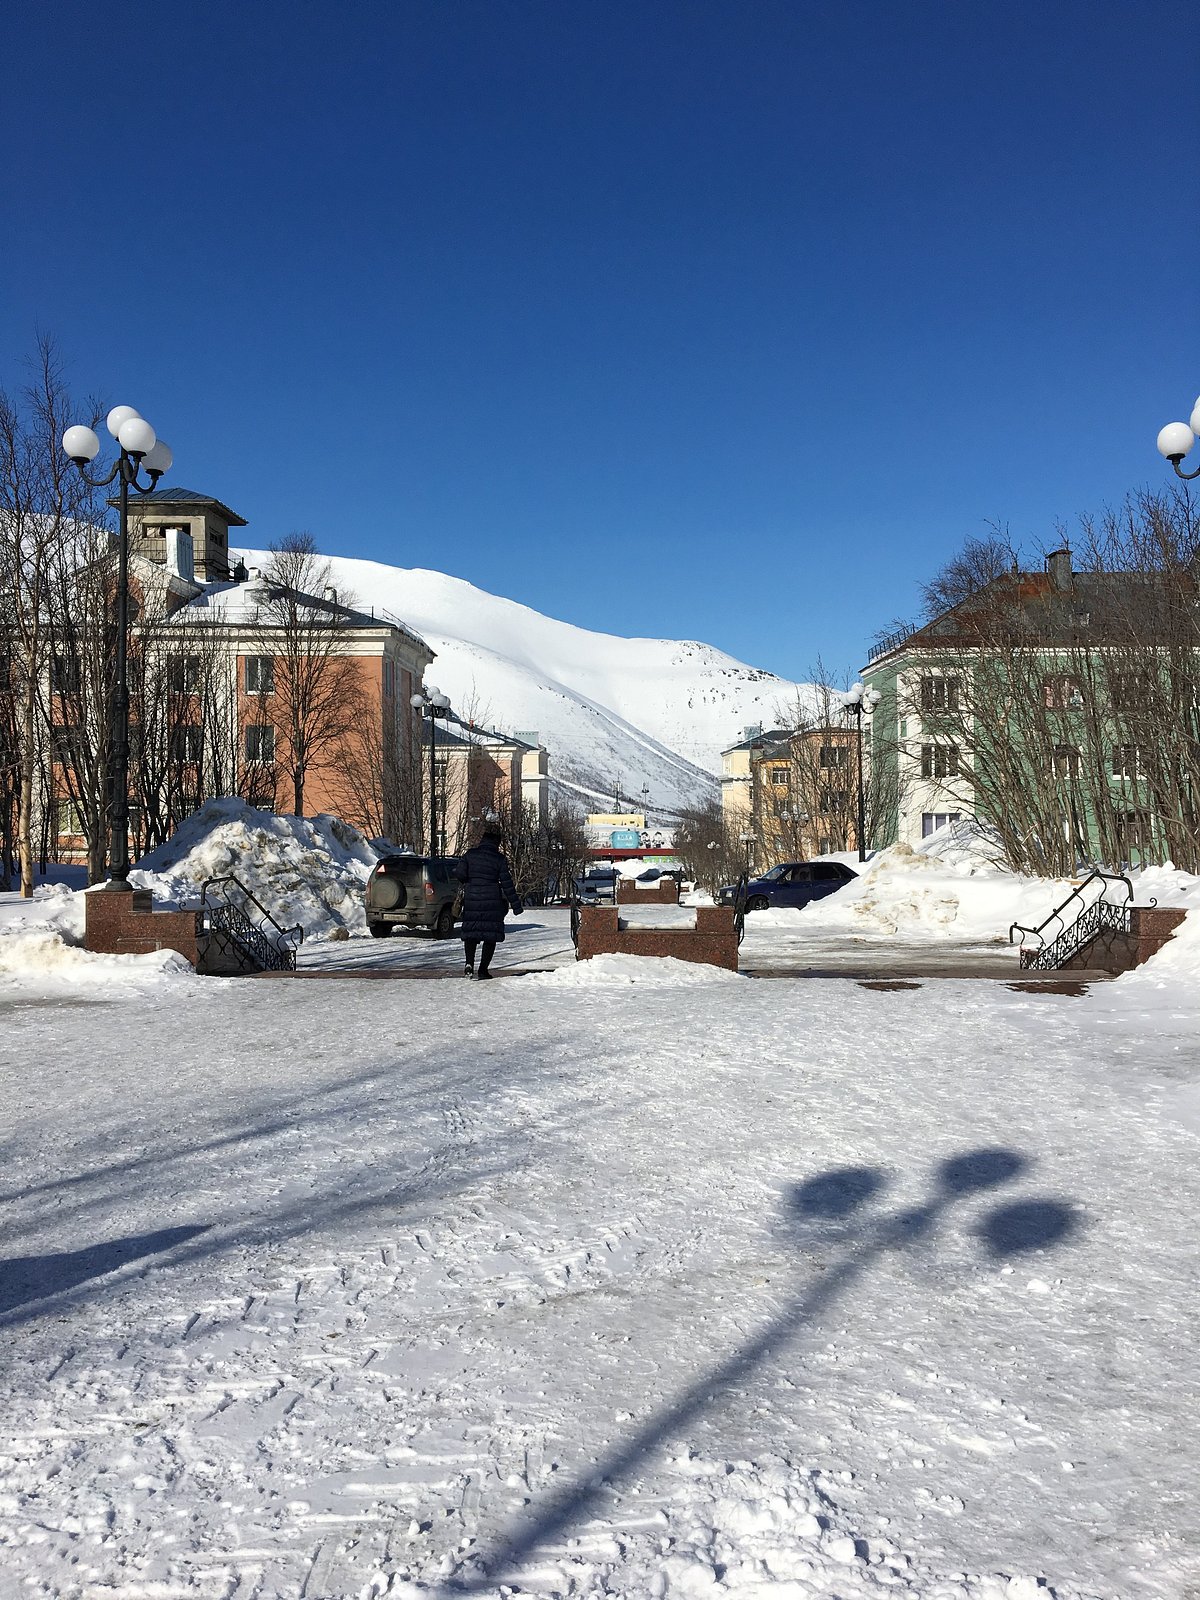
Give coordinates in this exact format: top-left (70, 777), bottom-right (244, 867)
top-left (108, 487), bottom-right (248, 526)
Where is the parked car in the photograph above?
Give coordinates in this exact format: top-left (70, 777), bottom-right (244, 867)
top-left (718, 860), bottom-right (857, 911)
top-left (365, 854), bottom-right (464, 937)
top-left (573, 868), bottom-right (618, 904)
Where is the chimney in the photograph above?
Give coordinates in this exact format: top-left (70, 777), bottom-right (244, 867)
top-left (1046, 549), bottom-right (1073, 589)
top-left (324, 585), bottom-right (339, 607)
top-left (165, 527), bottom-right (195, 584)
top-left (246, 567), bottom-right (270, 604)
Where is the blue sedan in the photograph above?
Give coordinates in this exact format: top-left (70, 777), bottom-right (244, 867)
top-left (719, 860), bottom-right (857, 911)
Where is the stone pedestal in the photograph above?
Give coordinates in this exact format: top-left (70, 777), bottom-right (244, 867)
top-left (616, 877), bottom-right (680, 906)
top-left (84, 886), bottom-right (203, 965)
top-left (577, 904), bottom-right (738, 972)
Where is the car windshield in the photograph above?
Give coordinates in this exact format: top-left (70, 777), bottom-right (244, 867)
top-left (755, 865), bottom-right (789, 882)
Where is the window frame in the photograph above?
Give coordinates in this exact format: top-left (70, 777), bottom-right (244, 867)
top-left (920, 743), bottom-right (960, 781)
top-left (245, 655), bottom-right (276, 695)
top-left (244, 722), bottom-right (276, 763)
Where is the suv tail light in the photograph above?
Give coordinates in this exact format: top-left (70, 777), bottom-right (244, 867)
top-left (424, 881), bottom-right (436, 901)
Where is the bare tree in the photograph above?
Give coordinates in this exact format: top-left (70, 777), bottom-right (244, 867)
top-left (673, 799), bottom-right (747, 897)
top-left (920, 529), bottom-right (1016, 619)
top-left (901, 491), bottom-right (1200, 875)
top-left (0, 339), bottom-right (108, 893)
top-left (256, 534), bottom-right (364, 817)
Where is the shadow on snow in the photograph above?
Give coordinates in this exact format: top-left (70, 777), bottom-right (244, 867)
top-left (444, 1145), bottom-right (1082, 1594)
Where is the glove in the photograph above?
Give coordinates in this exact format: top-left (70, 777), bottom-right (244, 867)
top-left (513, 906), bottom-right (524, 915)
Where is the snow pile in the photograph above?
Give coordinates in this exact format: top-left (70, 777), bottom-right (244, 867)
top-left (524, 952), bottom-right (742, 987)
top-left (0, 932), bottom-right (191, 989)
top-left (0, 883), bottom-right (85, 946)
top-left (132, 797), bottom-right (379, 938)
top-left (0, 881), bottom-right (194, 992)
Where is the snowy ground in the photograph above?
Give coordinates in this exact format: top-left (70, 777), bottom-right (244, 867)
top-left (3, 925), bottom-right (1200, 1596)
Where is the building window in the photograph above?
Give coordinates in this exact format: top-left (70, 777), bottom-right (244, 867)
top-left (920, 676), bottom-right (960, 713)
top-left (922, 811), bottom-right (962, 838)
top-left (818, 785), bottom-right (849, 815)
top-left (819, 745), bottom-right (847, 768)
top-left (818, 836), bottom-right (831, 854)
top-left (167, 655), bottom-right (201, 694)
top-left (245, 724), bottom-right (275, 763)
top-left (170, 723), bottom-right (202, 762)
top-left (56, 799), bottom-right (85, 838)
top-left (770, 767), bottom-right (789, 786)
top-left (51, 724), bottom-right (84, 763)
top-left (772, 796), bottom-right (790, 817)
top-left (50, 655), bottom-right (81, 694)
top-left (920, 744), bottom-right (960, 780)
top-left (1111, 744), bottom-right (1138, 779)
top-left (383, 658), bottom-right (395, 697)
top-left (1053, 744), bottom-right (1080, 779)
top-left (1043, 674), bottom-right (1084, 710)
top-left (1115, 810), bottom-right (1152, 852)
top-left (1110, 672), bottom-right (1152, 711)
top-left (246, 656), bottom-right (275, 694)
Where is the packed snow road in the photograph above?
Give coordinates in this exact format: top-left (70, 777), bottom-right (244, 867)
top-left (1, 953), bottom-right (1198, 1598)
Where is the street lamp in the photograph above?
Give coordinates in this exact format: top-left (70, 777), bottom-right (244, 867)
top-left (61, 406), bottom-right (174, 889)
top-left (410, 686), bottom-right (452, 855)
top-left (840, 682), bottom-right (882, 863)
top-left (1156, 395), bottom-right (1200, 480)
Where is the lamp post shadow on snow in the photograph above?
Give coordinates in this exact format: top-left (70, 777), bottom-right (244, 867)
top-left (447, 1146), bottom-right (1082, 1595)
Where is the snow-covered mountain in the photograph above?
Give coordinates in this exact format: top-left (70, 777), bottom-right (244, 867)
top-left (244, 552), bottom-right (812, 818)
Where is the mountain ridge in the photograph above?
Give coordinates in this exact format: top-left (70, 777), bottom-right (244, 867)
top-left (244, 550), bottom-right (813, 817)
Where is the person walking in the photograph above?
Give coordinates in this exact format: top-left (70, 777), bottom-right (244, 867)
top-left (454, 820), bottom-right (523, 979)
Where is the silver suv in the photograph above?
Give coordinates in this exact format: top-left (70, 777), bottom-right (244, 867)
top-left (365, 854), bottom-right (463, 938)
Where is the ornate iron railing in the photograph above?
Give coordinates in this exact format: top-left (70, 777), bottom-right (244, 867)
top-left (199, 875), bottom-right (303, 974)
top-left (867, 624), bottom-right (917, 662)
top-left (1009, 869), bottom-right (1136, 972)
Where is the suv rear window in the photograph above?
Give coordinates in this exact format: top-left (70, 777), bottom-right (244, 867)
top-left (381, 856), bottom-right (427, 882)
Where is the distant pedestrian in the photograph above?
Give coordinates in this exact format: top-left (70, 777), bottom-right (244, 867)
top-left (454, 821), bottom-right (523, 979)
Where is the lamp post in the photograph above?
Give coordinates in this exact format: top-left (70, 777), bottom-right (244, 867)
top-left (840, 682), bottom-right (882, 863)
top-left (61, 407), bottom-right (173, 889)
top-left (1156, 395), bottom-right (1200, 480)
top-left (411, 687), bottom-right (452, 855)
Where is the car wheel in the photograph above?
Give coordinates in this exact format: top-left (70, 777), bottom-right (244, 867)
top-left (747, 895), bottom-right (770, 912)
top-left (368, 922), bottom-right (391, 938)
top-left (434, 905), bottom-right (455, 939)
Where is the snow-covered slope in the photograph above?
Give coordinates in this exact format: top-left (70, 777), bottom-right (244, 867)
top-left (243, 551), bottom-right (812, 817)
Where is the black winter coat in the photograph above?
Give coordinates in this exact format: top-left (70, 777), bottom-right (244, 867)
top-left (455, 837), bottom-right (523, 942)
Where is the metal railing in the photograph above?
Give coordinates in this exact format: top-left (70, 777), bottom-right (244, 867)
top-left (199, 875), bottom-right (304, 974)
top-left (867, 623), bottom-right (917, 662)
top-left (1009, 869), bottom-right (1136, 972)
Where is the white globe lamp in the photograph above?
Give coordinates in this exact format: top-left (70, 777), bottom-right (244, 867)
top-left (106, 405), bottom-right (141, 439)
top-left (62, 425), bottom-right (100, 464)
top-left (117, 417), bottom-right (156, 457)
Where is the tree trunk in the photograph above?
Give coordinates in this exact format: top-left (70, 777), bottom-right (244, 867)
top-left (18, 689), bottom-right (34, 897)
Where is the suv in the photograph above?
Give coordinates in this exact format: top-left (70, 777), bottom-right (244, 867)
top-left (719, 860), bottom-right (857, 912)
top-left (365, 854), bottom-right (463, 938)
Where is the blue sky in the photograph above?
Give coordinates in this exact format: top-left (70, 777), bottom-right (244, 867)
top-left (2, 1), bottom-right (1197, 682)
